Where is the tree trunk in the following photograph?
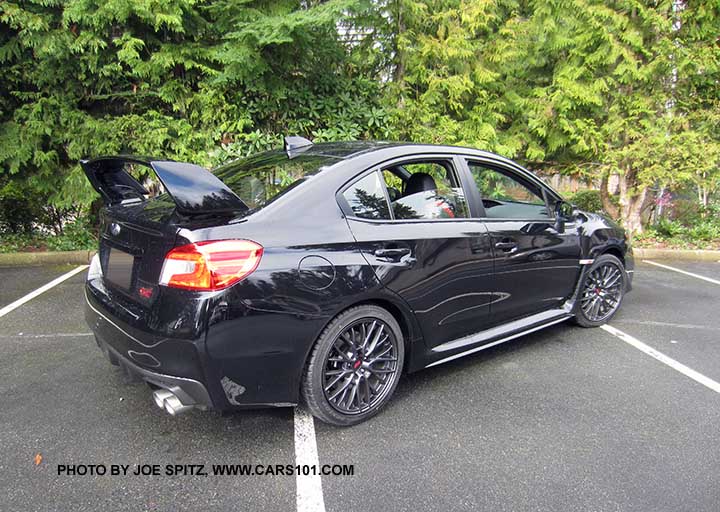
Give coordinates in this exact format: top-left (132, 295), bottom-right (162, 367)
top-left (654, 186), bottom-right (665, 222)
top-left (392, 0), bottom-right (405, 109)
top-left (599, 174), bottom-right (619, 219)
top-left (617, 168), bottom-right (648, 236)
top-left (698, 184), bottom-right (708, 208)
top-left (392, 1), bottom-right (405, 84)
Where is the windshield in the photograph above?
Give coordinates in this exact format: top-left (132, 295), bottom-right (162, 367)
top-left (213, 151), bottom-right (338, 211)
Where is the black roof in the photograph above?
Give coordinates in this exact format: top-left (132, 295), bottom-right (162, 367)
top-left (291, 141), bottom-right (405, 160)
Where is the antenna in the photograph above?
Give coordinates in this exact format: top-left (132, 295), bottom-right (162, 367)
top-left (284, 136), bottom-right (313, 158)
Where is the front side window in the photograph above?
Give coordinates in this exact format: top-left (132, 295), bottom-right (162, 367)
top-left (468, 163), bottom-right (549, 219)
top-left (380, 161), bottom-right (469, 220)
top-left (342, 171), bottom-right (391, 220)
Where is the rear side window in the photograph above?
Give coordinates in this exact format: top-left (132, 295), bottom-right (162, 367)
top-left (342, 171), bottom-right (391, 220)
top-left (213, 151), bottom-right (338, 211)
top-left (381, 160), bottom-right (469, 220)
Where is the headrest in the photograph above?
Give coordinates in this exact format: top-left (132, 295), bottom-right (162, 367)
top-left (404, 172), bottom-right (437, 196)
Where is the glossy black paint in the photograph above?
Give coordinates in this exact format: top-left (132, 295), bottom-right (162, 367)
top-left (84, 142), bottom-right (633, 410)
top-left (82, 156), bottom-right (248, 214)
top-left (347, 217), bottom-right (496, 350)
top-left (150, 160), bottom-right (248, 215)
top-left (482, 218), bottom-right (581, 324)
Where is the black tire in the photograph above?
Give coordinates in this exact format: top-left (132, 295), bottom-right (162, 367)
top-left (301, 305), bottom-right (405, 426)
top-left (572, 253), bottom-right (627, 328)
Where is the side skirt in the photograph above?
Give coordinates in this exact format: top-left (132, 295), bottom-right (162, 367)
top-left (424, 308), bottom-right (572, 369)
top-left (421, 263), bottom-right (591, 370)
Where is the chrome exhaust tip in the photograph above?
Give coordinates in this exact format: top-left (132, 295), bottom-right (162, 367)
top-left (162, 394), bottom-right (194, 416)
top-left (152, 389), bottom-right (174, 409)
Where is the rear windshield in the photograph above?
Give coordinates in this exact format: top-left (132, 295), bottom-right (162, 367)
top-left (213, 151), bottom-right (338, 211)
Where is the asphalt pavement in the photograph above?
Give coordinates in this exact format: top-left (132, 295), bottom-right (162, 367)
top-left (0, 259), bottom-right (718, 511)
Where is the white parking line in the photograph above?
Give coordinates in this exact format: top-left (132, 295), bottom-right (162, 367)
top-left (601, 324), bottom-right (720, 394)
top-left (644, 260), bottom-right (720, 286)
top-left (0, 265), bottom-right (88, 319)
top-left (294, 407), bottom-right (326, 512)
top-left (0, 332), bottom-right (94, 339)
top-left (613, 319), bottom-right (720, 332)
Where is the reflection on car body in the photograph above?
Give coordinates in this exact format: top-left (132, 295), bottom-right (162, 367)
top-left (82, 137), bottom-right (633, 425)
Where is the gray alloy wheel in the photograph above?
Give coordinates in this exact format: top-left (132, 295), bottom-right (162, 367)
top-left (302, 305), bottom-right (405, 426)
top-left (573, 253), bottom-right (627, 328)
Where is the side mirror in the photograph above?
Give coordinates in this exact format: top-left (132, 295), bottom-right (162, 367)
top-left (553, 200), bottom-right (575, 233)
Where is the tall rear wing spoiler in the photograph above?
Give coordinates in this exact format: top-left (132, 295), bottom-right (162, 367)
top-left (80, 156), bottom-right (248, 215)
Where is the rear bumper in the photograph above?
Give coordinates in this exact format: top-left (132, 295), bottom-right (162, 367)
top-left (84, 277), bottom-right (314, 410)
top-left (85, 279), bottom-right (214, 409)
top-left (95, 335), bottom-right (213, 408)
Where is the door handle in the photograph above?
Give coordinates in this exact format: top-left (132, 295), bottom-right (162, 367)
top-left (374, 247), bottom-right (413, 262)
top-left (494, 241), bottom-right (518, 253)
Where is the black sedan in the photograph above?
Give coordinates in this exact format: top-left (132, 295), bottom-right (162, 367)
top-left (82, 137), bottom-right (633, 426)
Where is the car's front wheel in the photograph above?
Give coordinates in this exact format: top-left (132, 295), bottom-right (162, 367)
top-left (573, 253), bottom-right (627, 327)
top-left (302, 305), bottom-right (405, 426)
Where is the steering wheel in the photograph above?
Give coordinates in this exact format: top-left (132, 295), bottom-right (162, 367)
top-left (482, 198), bottom-right (503, 208)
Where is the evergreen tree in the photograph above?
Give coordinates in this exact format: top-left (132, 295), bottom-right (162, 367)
top-left (1, 0), bottom-right (718, 236)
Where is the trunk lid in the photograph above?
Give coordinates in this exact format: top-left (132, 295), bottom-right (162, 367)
top-left (98, 198), bottom-right (179, 300)
top-left (82, 156), bottom-right (248, 300)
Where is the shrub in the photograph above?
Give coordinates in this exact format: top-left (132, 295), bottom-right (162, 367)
top-left (0, 182), bottom-right (47, 235)
top-left (0, 233), bottom-right (46, 253)
top-left (653, 217), bottom-right (687, 238)
top-left (687, 223), bottom-right (720, 242)
top-left (668, 198), bottom-right (702, 225)
top-left (45, 218), bottom-right (97, 252)
top-left (0, 217), bottom-right (96, 253)
top-left (568, 189), bottom-right (603, 213)
top-left (637, 203), bottom-right (720, 249)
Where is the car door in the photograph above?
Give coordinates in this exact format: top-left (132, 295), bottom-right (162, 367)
top-left (461, 158), bottom-right (582, 325)
top-left (339, 155), bottom-right (495, 350)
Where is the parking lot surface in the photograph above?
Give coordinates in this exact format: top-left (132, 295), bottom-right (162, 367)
top-left (1, 259), bottom-right (718, 511)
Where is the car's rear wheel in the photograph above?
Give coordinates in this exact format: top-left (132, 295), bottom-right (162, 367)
top-left (573, 254), bottom-right (627, 327)
top-left (302, 305), bottom-right (405, 426)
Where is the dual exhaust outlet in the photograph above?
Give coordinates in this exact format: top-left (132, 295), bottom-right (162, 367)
top-left (152, 389), bottom-right (195, 416)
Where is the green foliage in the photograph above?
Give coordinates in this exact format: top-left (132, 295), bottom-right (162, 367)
top-left (567, 190), bottom-right (603, 214)
top-left (687, 223), bottom-right (720, 243)
top-left (1, 0), bottom-right (719, 249)
top-left (636, 201), bottom-right (720, 249)
top-left (45, 217), bottom-right (97, 251)
top-left (653, 217), bottom-right (688, 239)
top-left (668, 198), bottom-right (703, 225)
top-left (0, 233), bottom-right (45, 253)
top-left (348, 0), bottom-right (720, 234)
top-left (0, 0), bottom-right (387, 234)
top-left (0, 180), bottom-right (44, 234)
top-left (0, 217), bottom-right (96, 252)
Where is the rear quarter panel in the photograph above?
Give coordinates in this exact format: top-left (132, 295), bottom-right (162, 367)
top-left (180, 170), bottom-right (419, 406)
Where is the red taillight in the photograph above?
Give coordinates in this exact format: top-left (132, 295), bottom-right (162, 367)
top-left (159, 240), bottom-right (263, 291)
top-left (138, 286), bottom-right (154, 299)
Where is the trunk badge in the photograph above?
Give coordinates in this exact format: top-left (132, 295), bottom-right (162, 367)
top-left (110, 223), bottom-right (121, 236)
